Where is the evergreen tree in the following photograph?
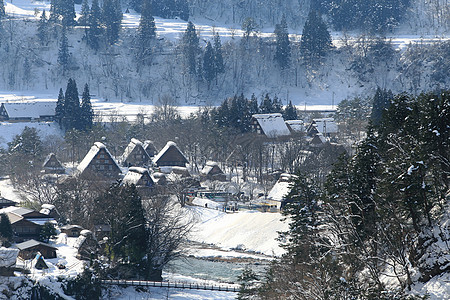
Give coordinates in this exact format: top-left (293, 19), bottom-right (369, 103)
top-left (237, 266), bottom-right (259, 300)
top-left (175, 0), bottom-right (189, 21)
top-left (272, 95), bottom-right (283, 113)
top-left (37, 10), bottom-right (49, 46)
top-left (203, 41), bottom-right (215, 87)
top-left (39, 222), bottom-right (57, 243)
top-left (182, 21), bottom-right (200, 75)
top-left (55, 88), bottom-right (65, 128)
top-left (370, 87), bottom-right (392, 126)
top-left (102, 0), bottom-right (122, 45)
top-left (49, 0), bottom-right (62, 22)
top-left (274, 15), bottom-right (291, 69)
top-left (213, 33), bottom-right (225, 80)
top-left (259, 94), bottom-right (273, 113)
top-left (79, 0), bottom-right (90, 27)
top-left (61, 0), bottom-right (76, 27)
top-left (0, 213), bottom-right (13, 244)
top-left (87, 0), bottom-right (102, 51)
top-left (136, 0), bottom-right (156, 65)
top-left (300, 10), bottom-right (332, 64)
top-left (8, 127), bottom-right (43, 159)
top-left (283, 101), bottom-right (298, 120)
top-left (57, 26), bottom-right (70, 73)
top-left (63, 78), bottom-right (81, 131)
top-left (249, 94), bottom-right (259, 115)
top-left (0, 0), bottom-right (5, 20)
top-left (80, 84), bottom-right (94, 131)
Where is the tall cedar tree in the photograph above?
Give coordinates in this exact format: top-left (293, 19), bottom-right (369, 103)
top-left (63, 78), bottom-right (81, 131)
top-left (87, 0), bottom-right (102, 51)
top-left (371, 87), bottom-right (393, 126)
top-left (274, 15), bottom-right (291, 69)
top-left (259, 94), bottom-right (273, 113)
top-left (137, 0), bottom-right (156, 65)
top-left (55, 88), bottom-right (65, 127)
top-left (283, 101), bottom-right (298, 120)
top-left (300, 10), bottom-right (332, 64)
top-left (102, 0), bottom-right (122, 45)
top-left (37, 10), bottom-right (49, 46)
top-left (79, 0), bottom-right (90, 27)
top-left (182, 21), bottom-right (200, 75)
top-left (213, 33), bottom-right (225, 81)
top-left (8, 127), bottom-right (43, 158)
top-left (57, 26), bottom-right (70, 73)
top-left (203, 41), bottom-right (215, 87)
top-left (49, 0), bottom-right (61, 22)
top-left (80, 84), bottom-right (94, 130)
top-left (61, 0), bottom-right (76, 27)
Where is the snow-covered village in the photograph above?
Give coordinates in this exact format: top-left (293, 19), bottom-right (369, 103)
top-left (0, 0), bottom-right (449, 299)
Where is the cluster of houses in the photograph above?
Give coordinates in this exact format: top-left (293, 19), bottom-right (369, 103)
top-left (251, 113), bottom-right (338, 147)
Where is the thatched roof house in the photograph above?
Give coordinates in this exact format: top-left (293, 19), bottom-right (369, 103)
top-left (121, 138), bottom-right (151, 167)
top-left (77, 142), bottom-right (121, 180)
top-left (122, 167), bottom-right (155, 188)
top-left (42, 153), bottom-right (65, 174)
top-left (153, 141), bottom-right (189, 167)
top-left (143, 140), bottom-right (157, 157)
top-left (200, 161), bottom-right (227, 181)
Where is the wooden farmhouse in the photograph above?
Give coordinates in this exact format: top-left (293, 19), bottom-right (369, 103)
top-left (42, 153), bottom-right (65, 174)
top-left (77, 142), bottom-right (121, 180)
top-left (122, 167), bottom-right (155, 188)
top-left (0, 194), bottom-right (16, 209)
top-left (200, 161), bottom-right (227, 181)
top-left (143, 140), bottom-right (157, 157)
top-left (1, 207), bottom-right (56, 242)
top-left (251, 113), bottom-right (291, 138)
top-left (153, 141), bottom-right (189, 167)
top-left (60, 225), bottom-right (84, 237)
top-left (0, 101), bottom-right (56, 122)
top-left (16, 239), bottom-right (57, 259)
top-left (121, 138), bottom-right (151, 167)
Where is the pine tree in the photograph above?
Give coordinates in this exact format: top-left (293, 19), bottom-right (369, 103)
top-left (136, 0), bottom-right (156, 65)
top-left (213, 33), bottom-right (224, 82)
top-left (37, 10), bottom-right (49, 46)
top-left (80, 83), bottom-right (94, 131)
top-left (49, 0), bottom-right (62, 22)
top-left (237, 266), bottom-right (259, 300)
top-left (182, 21), bottom-right (200, 75)
top-left (39, 222), bottom-right (57, 243)
top-left (87, 0), bottom-right (102, 51)
top-left (57, 26), bottom-right (70, 73)
top-left (55, 88), bottom-right (65, 128)
top-left (249, 94), bottom-right (259, 115)
top-left (63, 78), bottom-right (81, 131)
top-left (300, 10), bottom-right (332, 64)
top-left (274, 15), bottom-right (291, 69)
top-left (203, 41), bottom-right (215, 87)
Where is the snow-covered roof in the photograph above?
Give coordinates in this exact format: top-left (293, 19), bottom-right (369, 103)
top-left (77, 142), bottom-right (119, 174)
top-left (1, 101), bottom-right (56, 119)
top-left (252, 113), bottom-right (290, 138)
top-left (285, 120), bottom-right (306, 132)
top-left (0, 247), bottom-right (19, 268)
top-left (267, 176), bottom-right (292, 202)
top-left (153, 141), bottom-right (189, 165)
top-left (42, 153), bottom-right (64, 169)
top-left (311, 118), bottom-right (338, 134)
top-left (15, 239), bottom-right (57, 251)
top-left (122, 167), bottom-right (152, 185)
top-left (200, 161), bottom-right (223, 175)
top-left (121, 138), bottom-right (147, 162)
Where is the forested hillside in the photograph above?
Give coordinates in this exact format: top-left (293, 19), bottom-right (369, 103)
top-left (0, 0), bottom-right (448, 105)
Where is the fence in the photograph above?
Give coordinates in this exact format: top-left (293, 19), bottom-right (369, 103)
top-left (101, 279), bottom-right (239, 293)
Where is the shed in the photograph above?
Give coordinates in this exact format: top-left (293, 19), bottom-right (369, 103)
top-left (16, 239), bottom-right (57, 259)
top-left (32, 254), bottom-right (49, 270)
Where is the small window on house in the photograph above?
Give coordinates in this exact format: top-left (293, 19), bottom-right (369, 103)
top-left (99, 165), bottom-right (105, 170)
top-left (109, 165), bottom-right (112, 170)
top-left (100, 154), bottom-right (105, 159)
